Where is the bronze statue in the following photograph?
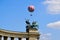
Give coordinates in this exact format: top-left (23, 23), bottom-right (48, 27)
top-left (25, 20), bottom-right (38, 29)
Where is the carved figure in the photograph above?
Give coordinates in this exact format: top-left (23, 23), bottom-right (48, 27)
top-left (25, 20), bottom-right (38, 29)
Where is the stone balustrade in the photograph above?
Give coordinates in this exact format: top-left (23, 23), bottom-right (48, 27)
top-left (0, 29), bottom-right (40, 40)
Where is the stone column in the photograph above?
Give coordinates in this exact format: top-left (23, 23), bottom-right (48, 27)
top-left (4, 36), bottom-right (8, 40)
top-left (18, 38), bottom-right (21, 40)
top-left (29, 37), bottom-right (38, 40)
top-left (0, 35), bottom-right (2, 40)
top-left (10, 37), bottom-right (14, 40)
top-left (26, 38), bottom-right (29, 40)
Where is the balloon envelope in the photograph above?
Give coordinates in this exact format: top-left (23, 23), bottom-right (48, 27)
top-left (28, 5), bottom-right (34, 12)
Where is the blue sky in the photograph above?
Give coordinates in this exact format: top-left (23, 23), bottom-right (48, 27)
top-left (0, 0), bottom-right (60, 40)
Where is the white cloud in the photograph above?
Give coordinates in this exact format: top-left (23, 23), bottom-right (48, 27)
top-left (47, 21), bottom-right (60, 29)
top-left (40, 33), bottom-right (51, 40)
top-left (43, 0), bottom-right (60, 14)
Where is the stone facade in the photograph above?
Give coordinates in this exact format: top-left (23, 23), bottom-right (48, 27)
top-left (0, 27), bottom-right (40, 40)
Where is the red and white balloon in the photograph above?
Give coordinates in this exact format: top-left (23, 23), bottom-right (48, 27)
top-left (28, 5), bottom-right (35, 12)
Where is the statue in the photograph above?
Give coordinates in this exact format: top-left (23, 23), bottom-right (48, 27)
top-left (31, 21), bottom-right (38, 29)
top-left (25, 20), bottom-right (38, 29)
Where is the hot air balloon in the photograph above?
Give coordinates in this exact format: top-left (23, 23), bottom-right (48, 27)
top-left (28, 5), bottom-right (34, 12)
top-left (28, 5), bottom-right (35, 16)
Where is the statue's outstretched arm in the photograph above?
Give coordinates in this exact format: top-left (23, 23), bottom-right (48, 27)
top-left (25, 20), bottom-right (30, 24)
